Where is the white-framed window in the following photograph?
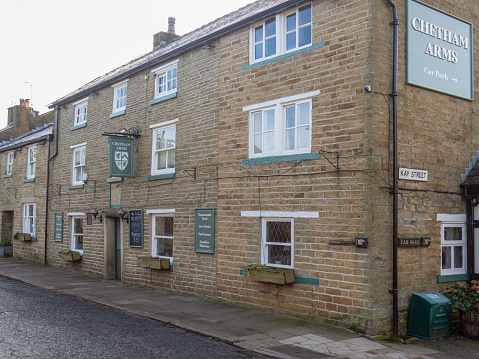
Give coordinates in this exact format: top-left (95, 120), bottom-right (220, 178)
top-left (250, 3), bottom-right (312, 63)
top-left (26, 145), bottom-right (36, 179)
top-left (73, 98), bottom-right (88, 126)
top-left (152, 60), bottom-right (178, 99)
top-left (150, 120), bottom-right (176, 176)
top-left (6, 151), bottom-right (13, 175)
top-left (112, 80), bottom-right (128, 113)
top-left (438, 214), bottom-right (467, 276)
top-left (245, 91), bottom-right (320, 158)
top-left (22, 203), bottom-right (36, 236)
top-left (71, 144), bottom-right (86, 185)
top-left (152, 215), bottom-right (174, 260)
top-left (71, 216), bottom-right (84, 255)
top-left (261, 218), bottom-right (294, 269)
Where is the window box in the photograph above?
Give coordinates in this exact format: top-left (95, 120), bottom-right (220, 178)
top-left (17, 233), bottom-right (32, 241)
top-left (243, 264), bottom-right (295, 285)
top-left (58, 250), bottom-right (82, 262)
top-left (137, 256), bottom-right (170, 270)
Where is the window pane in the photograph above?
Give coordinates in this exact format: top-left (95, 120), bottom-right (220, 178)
top-left (442, 246), bottom-right (451, 269)
top-left (286, 129), bottom-right (295, 150)
top-left (254, 134), bottom-right (262, 154)
top-left (444, 227), bottom-right (462, 241)
top-left (454, 246), bottom-right (463, 268)
top-left (168, 150), bottom-right (175, 169)
top-left (297, 126), bottom-right (310, 149)
top-left (299, 25), bottom-right (312, 47)
top-left (255, 26), bottom-right (263, 43)
top-left (298, 5), bottom-right (312, 26)
top-left (265, 38), bottom-right (276, 57)
top-left (157, 237), bottom-right (173, 257)
top-left (157, 152), bottom-right (167, 170)
top-left (75, 168), bottom-right (83, 182)
top-left (75, 235), bottom-right (83, 250)
top-left (298, 103), bottom-right (310, 125)
top-left (165, 127), bottom-right (176, 149)
top-left (287, 32), bottom-right (296, 50)
top-left (255, 44), bottom-right (263, 60)
top-left (80, 149), bottom-right (85, 164)
top-left (286, 106), bottom-right (295, 128)
top-left (74, 218), bottom-right (83, 234)
top-left (265, 18), bottom-right (276, 37)
top-left (266, 221), bottom-right (291, 243)
top-left (254, 113), bottom-right (262, 133)
top-left (156, 130), bottom-right (166, 150)
top-left (28, 205), bottom-right (34, 217)
top-left (268, 244), bottom-right (291, 265)
top-left (75, 151), bottom-right (81, 166)
top-left (264, 131), bottom-right (274, 153)
top-left (264, 110), bottom-right (275, 131)
top-left (287, 13), bottom-right (296, 32)
top-left (155, 217), bottom-right (174, 236)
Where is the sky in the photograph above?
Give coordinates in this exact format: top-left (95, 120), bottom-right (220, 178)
top-left (0, 0), bottom-right (253, 129)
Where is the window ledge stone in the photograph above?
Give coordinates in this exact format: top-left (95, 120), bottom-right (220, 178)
top-left (147, 173), bottom-right (176, 181)
top-left (243, 152), bottom-right (321, 166)
top-left (23, 178), bottom-right (35, 183)
top-left (3, 174), bottom-right (12, 178)
top-left (70, 123), bottom-right (87, 131)
top-left (68, 184), bottom-right (84, 190)
top-left (436, 273), bottom-right (469, 283)
top-left (110, 109), bottom-right (126, 119)
top-left (243, 42), bottom-right (324, 71)
top-left (150, 92), bottom-right (177, 105)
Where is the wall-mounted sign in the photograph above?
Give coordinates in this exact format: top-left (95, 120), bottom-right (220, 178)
top-left (399, 167), bottom-right (428, 182)
top-left (54, 212), bottom-right (63, 242)
top-left (355, 238), bottom-right (368, 248)
top-left (398, 237), bottom-right (431, 247)
top-left (129, 209), bottom-right (143, 248)
top-left (406, 0), bottom-right (473, 100)
top-left (194, 208), bottom-right (215, 254)
top-left (109, 137), bottom-right (134, 177)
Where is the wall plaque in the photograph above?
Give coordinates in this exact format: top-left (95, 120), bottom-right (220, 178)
top-left (194, 208), bottom-right (215, 254)
top-left (54, 212), bottom-right (63, 242)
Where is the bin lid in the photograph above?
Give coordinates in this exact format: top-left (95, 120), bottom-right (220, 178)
top-left (413, 291), bottom-right (451, 304)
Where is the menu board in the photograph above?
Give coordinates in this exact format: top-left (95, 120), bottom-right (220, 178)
top-left (54, 212), bottom-right (63, 242)
top-left (129, 209), bottom-right (143, 248)
top-left (194, 208), bottom-right (215, 254)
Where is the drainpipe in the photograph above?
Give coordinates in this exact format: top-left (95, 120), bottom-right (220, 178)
top-left (44, 107), bottom-right (61, 265)
top-left (384, 0), bottom-right (399, 338)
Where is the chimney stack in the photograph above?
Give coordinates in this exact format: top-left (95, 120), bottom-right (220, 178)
top-left (153, 17), bottom-right (180, 49)
top-left (8, 99), bottom-right (37, 138)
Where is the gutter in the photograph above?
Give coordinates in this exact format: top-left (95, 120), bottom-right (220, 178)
top-left (384, 0), bottom-right (399, 338)
top-left (48, 0), bottom-right (309, 108)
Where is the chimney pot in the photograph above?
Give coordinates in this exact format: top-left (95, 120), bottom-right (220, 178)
top-left (168, 17), bottom-right (176, 34)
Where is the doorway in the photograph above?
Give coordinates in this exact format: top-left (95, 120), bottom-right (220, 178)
top-left (1, 211), bottom-right (14, 243)
top-left (105, 217), bottom-right (122, 280)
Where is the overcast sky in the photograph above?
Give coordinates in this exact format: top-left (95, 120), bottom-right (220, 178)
top-left (0, 0), bottom-right (252, 129)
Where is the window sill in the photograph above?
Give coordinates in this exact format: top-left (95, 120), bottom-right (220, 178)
top-left (23, 178), bottom-right (35, 183)
top-left (110, 109), bottom-right (126, 119)
top-left (68, 184), bottom-right (84, 190)
top-left (242, 152), bottom-right (321, 166)
top-left (147, 173), bottom-right (176, 181)
top-left (150, 92), bottom-right (177, 105)
top-left (239, 269), bottom-right (319, 286)
top-left (243, 42), bottom-right (324, 71)
top-left (70, 123), bottom-right (87, 131)
top-left (437, 273), bottom-right (469, 283)
top-left (3, 174), bottom-right (12, 178)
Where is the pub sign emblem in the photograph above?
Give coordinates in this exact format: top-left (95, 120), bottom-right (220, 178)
top-left (115, 151), bottom-right (129, 171)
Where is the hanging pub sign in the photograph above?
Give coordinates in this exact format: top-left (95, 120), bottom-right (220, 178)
top-left (194, 208), bottom-right (215, 254)
top-left (406, 0), bottom-right (473, 100)
top-left (108, 136), bottom-right (134, 177)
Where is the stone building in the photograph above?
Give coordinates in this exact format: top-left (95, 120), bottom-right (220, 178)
top-left (4, 0), bottom-right (479, 335)
top-left (0, 100), bottom-right (54, 261)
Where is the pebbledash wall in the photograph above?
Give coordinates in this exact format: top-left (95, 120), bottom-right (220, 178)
top-left (10, 0), bottom-right (476, 336)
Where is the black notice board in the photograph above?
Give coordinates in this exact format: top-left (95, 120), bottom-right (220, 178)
top-left (129, 209), bottom-right (143, 248)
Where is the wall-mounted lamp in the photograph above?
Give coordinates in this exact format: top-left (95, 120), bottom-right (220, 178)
top-left (91, 209), bottom-right (103, 223)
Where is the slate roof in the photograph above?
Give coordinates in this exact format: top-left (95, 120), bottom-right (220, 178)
top-left (49, 0), bottom-right (303, 108)
top-left (0, 124), bottom-right (53, 152)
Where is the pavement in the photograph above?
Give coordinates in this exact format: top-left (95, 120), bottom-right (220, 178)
top-left (0, 257), bottom-right (468, 359)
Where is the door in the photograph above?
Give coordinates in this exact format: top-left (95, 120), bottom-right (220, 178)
top-left (105, 217), bottom-right (122, 280)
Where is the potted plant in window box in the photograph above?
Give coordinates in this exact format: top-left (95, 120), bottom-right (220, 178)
top-left (445, 281), bottom-right (479, 338)
top-left (58, 250), bottom-right (82, 262)
top-left (137, 257), bottom-right (170, 270)
top-left (0, 238), bottom-right (13, 257)
top-left (243, 264), bottom-right (295, 285)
